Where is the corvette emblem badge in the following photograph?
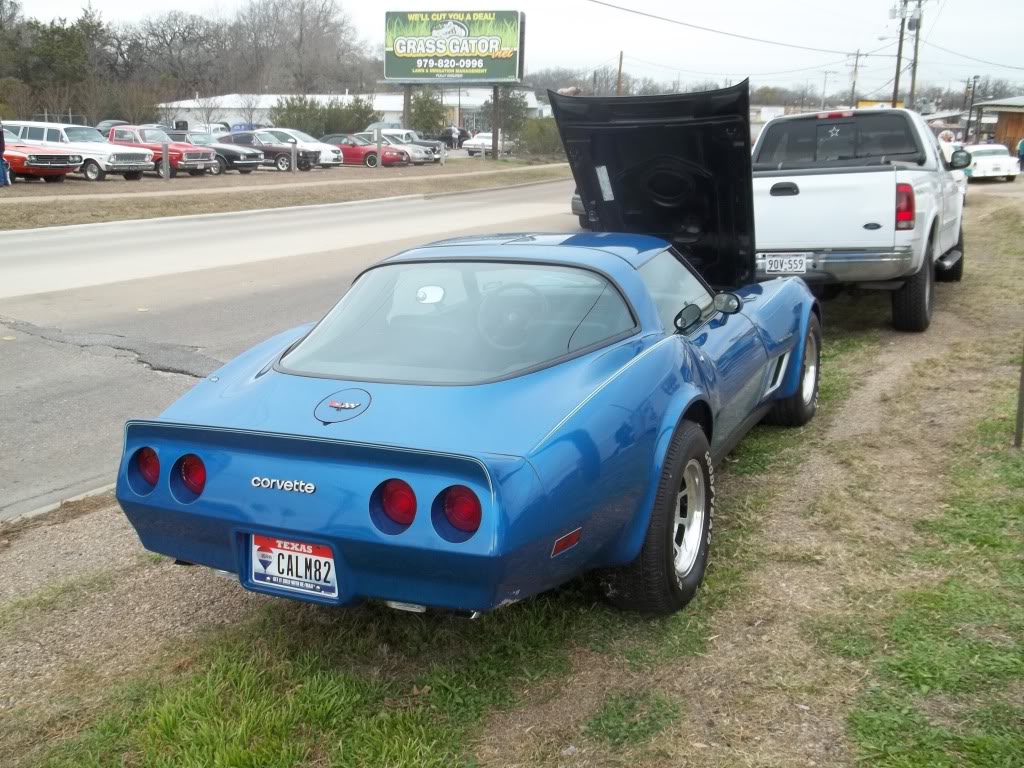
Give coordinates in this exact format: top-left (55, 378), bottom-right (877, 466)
top-left (328, 401), bottom-right (361, 411)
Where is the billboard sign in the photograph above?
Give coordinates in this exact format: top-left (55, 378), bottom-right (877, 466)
top-left (385, 11), bottom-right (524, 82)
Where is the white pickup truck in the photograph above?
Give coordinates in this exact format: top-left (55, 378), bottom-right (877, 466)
top-left (751, 108), bottom-right (971, 331)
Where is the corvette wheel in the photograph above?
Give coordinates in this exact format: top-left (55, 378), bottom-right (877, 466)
top-left (765, 313), bottom-right (821, 427)
top-left (603, 420), bottom-right (713, 615)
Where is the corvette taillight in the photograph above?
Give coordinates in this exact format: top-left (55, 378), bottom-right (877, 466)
top-left (180, 454), bottom-right (206, 495)
top-left (136, 447), bottom-right (160, 486)
top-left (381, 479), bottom-right (416, 526)
top-left (896, 183), bottom-right (915, 230)
top-left (444, 486), bottom-right (481, 533)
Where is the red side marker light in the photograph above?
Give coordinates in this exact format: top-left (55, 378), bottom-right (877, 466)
top-left (137, 447), bottom-right (160, 486)
top-left (382, 479), bottom-right (416, 526)
top-left (551, 527), bottom-right (583, 557)
top-left (896, 183), bottom-right (915, 230)
top-left (180, 454), bottom-right (206, 495)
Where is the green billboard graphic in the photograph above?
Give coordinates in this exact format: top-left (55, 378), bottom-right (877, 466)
top-left (384, 11), bottom-right (524, 82)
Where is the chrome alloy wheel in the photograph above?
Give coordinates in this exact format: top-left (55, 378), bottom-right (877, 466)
top-left (801, 332), bottom-right (819, 405)
top-left (673, 459), bottom-right (706, 578)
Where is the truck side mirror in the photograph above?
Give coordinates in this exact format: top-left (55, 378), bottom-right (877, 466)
top-left (949, 149), bottom-right (971, 169)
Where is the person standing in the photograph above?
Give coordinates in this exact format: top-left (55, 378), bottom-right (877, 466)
top-left (1017, 136), bottom-right (1024, 171)
top-left (0, 119), bottom-right (9, 188)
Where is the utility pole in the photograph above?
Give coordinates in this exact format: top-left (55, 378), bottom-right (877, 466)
top-left (892, 0), bottom-right (908, 107)
top-left (821, 70), bottom-right (834, 109)
top-left (964, 74), bottom-right (979, 141)
top-left (848, 50), bottom-right (861, 107)
top-left (908, 0), bottom-right (924, 110)
top-left (615, 50), bottom-right (624, 96)
top-left (961, 78), bottom-right (971, 110)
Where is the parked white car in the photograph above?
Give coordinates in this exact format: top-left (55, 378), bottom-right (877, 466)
top-left (353, 132), bottom-right (432, 165)
top-left (4, 120), bottom-right (154, 181)
top-left (265, 129), bottom-right (343, 168)
top-left (190, 123), bottom-right (231, 137)
top-left (750, 108), bottom-right (970, 331)
top-left (462, 132), bottom-right (514, 156)
top-left (962, 144), bottom-right (1019, 182)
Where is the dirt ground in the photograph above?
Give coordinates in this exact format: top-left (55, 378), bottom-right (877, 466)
top-left (1, 186), bottom-right (1021, 766)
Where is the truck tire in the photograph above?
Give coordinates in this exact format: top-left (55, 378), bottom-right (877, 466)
top-left (765, 313), bottom-right (821, 427)
top-left (936, 225), bottom-right (964, 283)
top-left (578, 215), bottom-right (589, 230)
top-left (602, 421), bottom-right (713, 615)
top-left (82, 160), bottom-right (106, 182)
top-left (891, 236), bottom-right (935, 332)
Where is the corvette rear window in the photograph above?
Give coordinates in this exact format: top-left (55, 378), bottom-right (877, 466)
top-left (280, 261), bottom-right (636, 384)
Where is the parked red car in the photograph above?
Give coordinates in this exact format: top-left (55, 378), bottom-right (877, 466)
top-left (107, 125), bottom-right (215, 178)
top-left (319, 133), bottom-right (409, 167)
top-left (3, 127), bottom-right (83, 183)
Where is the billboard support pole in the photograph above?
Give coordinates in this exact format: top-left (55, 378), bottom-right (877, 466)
top-left (491, 85), bottom-right (499, 160)
top-left (402, 85), bottom-right (412, 129)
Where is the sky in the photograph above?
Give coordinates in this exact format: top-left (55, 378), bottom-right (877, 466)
top-left (23, 0), bottom-right (1024, 96)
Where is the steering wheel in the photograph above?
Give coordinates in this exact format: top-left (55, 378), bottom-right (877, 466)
top-left (476, 283), bottom-right (548, 351)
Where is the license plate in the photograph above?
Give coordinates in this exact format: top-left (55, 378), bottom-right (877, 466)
top-left (763, 253), bottom-right (808, 274)
top-left (251, 534), bottom-right (338, 599)
top-left (196, 163), bottom-right (205, 169)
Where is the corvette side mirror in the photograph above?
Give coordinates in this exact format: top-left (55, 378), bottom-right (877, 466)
top-left (714, 293), bottom-right (743, 314)
top-left (673, 303), bottom-right (702, 333)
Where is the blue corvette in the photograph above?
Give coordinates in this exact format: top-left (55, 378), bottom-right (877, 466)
top-left (116, 83), bottom-right (821, 616)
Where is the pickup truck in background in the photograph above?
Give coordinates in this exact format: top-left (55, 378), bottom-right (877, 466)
top-left (751, 108), bottom-right (971, 332)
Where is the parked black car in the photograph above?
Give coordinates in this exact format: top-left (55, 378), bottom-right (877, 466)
top-left (167, 130), bottom-right (264, 175)
top-left (95, 119), bottom-right (129, 134)
top-left (219, 131), bottom-right (319, 171)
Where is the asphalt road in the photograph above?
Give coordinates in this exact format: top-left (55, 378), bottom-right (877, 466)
top-left (0, 179), bottom-right (577, 520)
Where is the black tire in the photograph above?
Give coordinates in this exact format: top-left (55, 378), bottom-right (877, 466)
top-left (43, 175), bottom-right (66, 183)
top-left (765, 313), bottom-right (822, 427)
top-left (578, 215), bottom-right (589, 230)
top-left (155, 163), bottom-right (177, 179)
top-left (81, 159), bottom-right (106, 182)
top-left (275, 154), bottom-right (291, 172)
top-left (123, 171), bottom-right (143, 181)
top-left (239, 169), bottom-right (254, 175)
top-left (891, 236), bottom-right (935, 332)
top-left (187, 170), bottom-right (205, 177)
top-left (810, 284), bottom-right (843, 301)
top-left (210, 157), bottom-right (227, 176)
top-left (603, 421), bottom-right (713, 615)
top-left (467, 150), bottom-right (477, 157)
top-left (936, 225), bottom-right (964, 283)
top-left (364, 153), bottom-right (378, 168)
top-left (298, 163), bottom-right (313, 172)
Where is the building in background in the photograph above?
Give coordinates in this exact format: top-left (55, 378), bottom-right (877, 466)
top-left (972, 95), bottom-right (1024, 150)
top-left (158, 89), bottom-right (541, 133)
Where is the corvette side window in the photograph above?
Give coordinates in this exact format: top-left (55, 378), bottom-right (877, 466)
top-left (638, 250), bottom-right (715, 333)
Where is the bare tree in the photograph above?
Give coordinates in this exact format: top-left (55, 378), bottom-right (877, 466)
top-left (120, 79), bottom-right (162, 123)
top-left (142, 12), bottom-right (229, 97)
top-left (193, 95), bottom-right (224, 127)
top-left (284, 0), bottom-right (355, 93)
top-left (232, 0), bottom-right (285, 92)
top-left (238, 93), bottom-right (263, 127)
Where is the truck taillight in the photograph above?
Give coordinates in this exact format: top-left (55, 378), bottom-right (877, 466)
top-left (896, 183), bottom-right (915, 230)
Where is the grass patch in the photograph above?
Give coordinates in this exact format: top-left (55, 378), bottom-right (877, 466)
top-left (806, 617), bottom-right (879, 660)
top-left (0, 570), bottom-right (120, 631)
top-left (841, 405), bottom-right (1024, 766)
top-left (584, 690), bottom-right (679, 747)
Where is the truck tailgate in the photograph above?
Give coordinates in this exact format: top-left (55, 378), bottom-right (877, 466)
top-left (753, 168), bottom-right (897, 250)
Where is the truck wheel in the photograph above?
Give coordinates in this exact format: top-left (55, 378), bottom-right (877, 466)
top-left (891, 236), bottom-right (935, 332)
top-left (275, 155), bottom-right (291, 172)
top-left (43, 175), bottom-right (66, 183)
top-left (936, 225), bottom-right (964, 283)
top-left (765, 314), bottom-right (821, 427)
top-left (602, 421), bottom-right (713, 615)
top-left (123, 171), bottom-right (143, 181)
top-left (82, 160), bottom-right (106, 181)
top-left (578, 215), bottom-right (589, 230)
top-left (364, 153), bottom-right (378, 167)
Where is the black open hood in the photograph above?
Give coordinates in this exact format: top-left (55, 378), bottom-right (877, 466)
top-left (550, 81), bottom-right (755, 287)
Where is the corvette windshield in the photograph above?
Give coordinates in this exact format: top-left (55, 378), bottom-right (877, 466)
top-left (280, 261), bottom-right (636, 384)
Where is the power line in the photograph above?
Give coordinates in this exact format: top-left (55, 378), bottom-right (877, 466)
top-left (582, 0), bottom-right (880, 56)
top-left (920, 40), bottom-right (1024, 71)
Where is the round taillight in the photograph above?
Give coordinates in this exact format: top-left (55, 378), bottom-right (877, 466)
top-left (180, 454), bottom-right (206, 495)
top-left (137, 447), bottom-right (160, 486)
top-left (444, 486), bottom-right (481, 533)
top-left (381, 479), bottom-right (416, 526)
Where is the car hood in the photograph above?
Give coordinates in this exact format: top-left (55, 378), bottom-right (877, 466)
top-left (549, 81), bottom-right (756, 288)
top-left (212, 142), bottom-right (260, 154)
top-left (43, 141), bottom-right (149, 156)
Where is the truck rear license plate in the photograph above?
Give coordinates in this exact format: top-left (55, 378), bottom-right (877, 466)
top-left (765, 254), bottom-right (807, 274)
top-left (251, 534), bottom-right (338, 599)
